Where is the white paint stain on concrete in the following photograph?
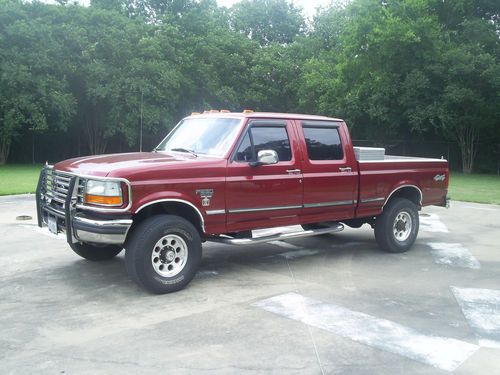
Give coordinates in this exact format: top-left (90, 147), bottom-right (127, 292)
top-left (34, 226), bottom-right (66, 240)
top-left (420, 213), bottom-right (449, 233)
top-left (270, 241), bottom-right (303, 250)
top-left (427, 243), bottom-right (480, 269)
top-left (253, 292), bottom-right (478, 372)
top-left (276, 249), bottom-right (320, 260)
top-left (22, 224), bottom-right (65, 240)
top-left (452, 287), bottom-right (500, 349)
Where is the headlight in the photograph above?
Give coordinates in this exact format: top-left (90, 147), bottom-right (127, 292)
top-left (84, 180), bottom-right (123, 206)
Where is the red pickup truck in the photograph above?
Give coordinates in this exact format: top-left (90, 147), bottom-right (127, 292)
top-left (36, 112), bottom-right (449, 293)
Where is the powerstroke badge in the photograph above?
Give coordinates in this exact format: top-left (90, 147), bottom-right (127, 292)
top-left (196, 189), bottom-right (214, 207)
top-left (433, 174), bottom-right (446, 182)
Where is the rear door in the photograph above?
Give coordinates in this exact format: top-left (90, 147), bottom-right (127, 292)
top-left (225, 119), bottom-right (303, 232)
top-left (298, 120), bottom-right (358, 222)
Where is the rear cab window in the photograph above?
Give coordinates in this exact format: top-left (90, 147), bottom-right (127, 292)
top-left (301, 122), bottom-right (344, 161)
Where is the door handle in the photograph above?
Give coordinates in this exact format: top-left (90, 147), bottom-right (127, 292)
top-left (339, 167), bottom-right (352, 172)
top-left (286, 169), bottom-right (302, 174)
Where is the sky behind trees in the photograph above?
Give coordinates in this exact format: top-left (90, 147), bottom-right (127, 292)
top-left (218, 0), bottom-right (332, 18)
top-left (46, 0), bottom-right (333, 18)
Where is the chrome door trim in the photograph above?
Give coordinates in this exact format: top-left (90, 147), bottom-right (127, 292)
top-left (303, 200), bottom-right (355, 208)
top-left (228, 205), bottom-right (302, 214)
top-left (230, 199), bottom-right (358, 214)
top-left (360, 197), bottom-right (385, 203)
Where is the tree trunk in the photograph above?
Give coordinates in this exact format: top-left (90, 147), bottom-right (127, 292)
top-left (84, 116), bottom-right (107, 155)
top-left (0, 137), bottom-right (11, 165)
top-left (455, 124), bottom-right (477, 174)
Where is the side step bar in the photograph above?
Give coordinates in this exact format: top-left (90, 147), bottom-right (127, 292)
top-left (209, 223), bottom-right (344, 246)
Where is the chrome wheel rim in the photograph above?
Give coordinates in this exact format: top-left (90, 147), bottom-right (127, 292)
top-left (151, 234), bottom-right (188, 277)
top-left (393, 211), bottom-right (412, 242)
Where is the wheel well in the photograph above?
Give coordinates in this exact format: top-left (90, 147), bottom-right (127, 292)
top-left (385, 186), bottom-right (422, 208)
top-left (128, 202), bottom-right (204, 238)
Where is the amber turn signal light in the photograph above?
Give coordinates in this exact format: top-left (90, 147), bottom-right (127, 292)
top-left (85, 194), bottom-right (122, 206)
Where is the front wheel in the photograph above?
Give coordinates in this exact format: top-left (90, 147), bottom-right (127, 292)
top-left (125, 215), bottom-right (202, 294)
top-left (69, 242), bottom-right (122, 261)
top-left (374, 198), bottom-right (419, 253)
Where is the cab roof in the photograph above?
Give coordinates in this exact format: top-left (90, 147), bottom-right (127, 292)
top-left (186, 111), bottom-right (344, 122)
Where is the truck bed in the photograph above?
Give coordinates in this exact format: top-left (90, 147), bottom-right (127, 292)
top-left (354, 148), bottom-right (449, 218)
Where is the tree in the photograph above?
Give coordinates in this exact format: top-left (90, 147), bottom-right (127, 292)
top-left (244, 42), bottom-right (307, 111)
top-left (301, 0), bottom-right (499, 172)
top-left (161, 3), bottom-right (257, 112)
top-left (2, 0), bottom-right (498, 173)
top-left (229, 0), bottom-right (305, 46)
top-left (432, 0), bottom-right (500, 173)
top-left (0, 0), bottom-right (75, 164)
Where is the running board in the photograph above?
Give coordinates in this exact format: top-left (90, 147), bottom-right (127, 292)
top-left (209, 223), bottom-right (344, 245)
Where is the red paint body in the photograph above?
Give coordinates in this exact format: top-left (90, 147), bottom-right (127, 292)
top-left (54, 113), bottom-right (449, 235)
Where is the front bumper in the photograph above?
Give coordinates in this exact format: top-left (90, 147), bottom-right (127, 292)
top-left (36, 167), bottom-right (132, 245)
top-left (72, 216), bottom-right (132, 244)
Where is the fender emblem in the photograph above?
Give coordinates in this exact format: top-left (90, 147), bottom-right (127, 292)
top-left (196, 189), bottom-right (213, 207)
top-left (433, 174), bottom-right (446, 182)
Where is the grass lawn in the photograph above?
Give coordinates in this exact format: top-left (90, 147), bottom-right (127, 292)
top-left (0, 164), bottom-right (42, 196)
top-left (449, 172), bottom-right (500, 205)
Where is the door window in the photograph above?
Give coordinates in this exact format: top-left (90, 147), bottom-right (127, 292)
top-left (303, 127), bottom-right (343, 160)
top-left (235, 126), bottom-right (291, 162)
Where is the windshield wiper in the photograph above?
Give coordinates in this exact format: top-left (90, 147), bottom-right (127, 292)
top-left (170, 148), bottom-right (198, 157)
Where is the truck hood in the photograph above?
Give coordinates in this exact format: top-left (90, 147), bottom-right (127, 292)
top-left (54, 152), bottom-right (222, 178)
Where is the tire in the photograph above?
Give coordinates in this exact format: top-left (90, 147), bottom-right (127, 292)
top-left (374, 198), bottom-right (419, 253)
top-left (69, 242), bottom-right (123, 261)
top-left (125, 215), bottom-right (202, 294)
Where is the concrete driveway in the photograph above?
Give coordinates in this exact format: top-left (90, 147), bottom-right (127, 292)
top-left (1, 195), bottom-right (499, 374)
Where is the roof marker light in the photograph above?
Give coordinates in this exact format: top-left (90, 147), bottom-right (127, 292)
top-left (243, 109), bottom-right (254, 113)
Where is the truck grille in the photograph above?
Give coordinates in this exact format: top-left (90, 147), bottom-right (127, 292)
top-left (41, 168), bottom-right (85, 215)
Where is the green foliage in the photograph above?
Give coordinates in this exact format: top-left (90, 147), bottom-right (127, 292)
top-left (0, 0), bottom-right (76, 164)
top-left (301, 0), bottom-right (499, 172)
top-left (229, 0), bottom-right (305, 45)
top-left (0, 0), bottom-right (498, 174)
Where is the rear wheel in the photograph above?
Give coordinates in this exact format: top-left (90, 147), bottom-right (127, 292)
top-left (69, 242), bottom-right (122, 261)
top-left (374, 198), bottom-right (419, 253)
top-left (125, 215), bottom-right (202, 294)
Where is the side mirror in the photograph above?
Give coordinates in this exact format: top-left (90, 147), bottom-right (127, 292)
top-left (249, 150), bottom-right (279, 167)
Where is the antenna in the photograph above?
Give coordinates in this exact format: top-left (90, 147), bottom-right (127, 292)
top-left (140, 90), bottom-right (143, 152)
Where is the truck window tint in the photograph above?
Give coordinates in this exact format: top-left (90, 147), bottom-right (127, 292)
top-left (303, 127), bottom-right (343, 160)
top-left (235, 133), bottom-right (252, 161)
top-left (252, 127), bottom-right (291, 162)
top-left (235, 126), bottom-right (292, 162)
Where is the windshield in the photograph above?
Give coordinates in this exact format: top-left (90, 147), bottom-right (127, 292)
top-left (156, 117), bottom-right (243, 157)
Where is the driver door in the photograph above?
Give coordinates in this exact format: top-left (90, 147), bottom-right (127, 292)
top-left (225, 119), bottom-right (303, 232)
